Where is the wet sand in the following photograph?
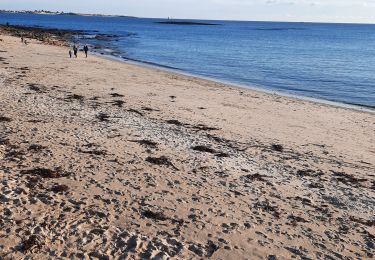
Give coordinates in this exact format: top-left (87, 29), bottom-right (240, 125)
top-left (0, 33), bottom-right (374, 259)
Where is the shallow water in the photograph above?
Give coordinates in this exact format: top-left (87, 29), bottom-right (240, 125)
top-left (1, 13), bottom-right (374, 108)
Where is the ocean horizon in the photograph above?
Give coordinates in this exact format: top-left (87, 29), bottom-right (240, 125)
top-left (1, 12), bottom-right (374, 108)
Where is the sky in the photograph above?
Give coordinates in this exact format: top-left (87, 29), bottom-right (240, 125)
top-left (1, 0), bottom-right (375, 23)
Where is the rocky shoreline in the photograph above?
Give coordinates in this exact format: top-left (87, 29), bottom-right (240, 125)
top-left (0, 24), bottom-right (83, 46)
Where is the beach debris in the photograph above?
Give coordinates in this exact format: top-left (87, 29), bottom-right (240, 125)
top-left (130, 139), bottom-right (158, 148)
top-left (50, 184), bottom-right (70, 193)
top-left (191, 145), bottom-right (216, 154)
top-left (21, 168), bottom-right (65, 179)
top-left (0, 138), bottom-right (10, 145)
top-left (142, 210), bottom-right (168, 221)
top-left (349, 216), bottom-right (375, 227)
top-left (241, 173), bottom-right (268, 182)
top-left (191, 145), bottom-right (230, 158)
top-left (0, 116), bottom-right (12, 122)
top-left (78, 148), bottom-right (107, 156)
top-left (145, 156), bottom-right (179, 170)
top-left (271, 144), bottom-right (284, 152)
top-left (112, 100), bottom-right (125, 107)
top-left (191, 124), bottom-right (219, 131)
top-left (109, 92), bottom-right (124, 97)
top-left (28, 83), bottom-right (46, 93)
top-left (254, 200), bottom-right (280, 218)
top-left (288, 215), bottom-right (308, 226)
top-left (297, 169), bottom-right (324, 178)
top-left (21, 235), bottom-right (43, 252)
top-left (166, 119), bottom-right (183, 126)
top-left (142, 107), bottom-right (159, 112)
top-left (96, 113), bottom-right (110, 122)
top-left (65, 94), bottom-right (85, 102)
top-left (28, 144), bottom-right (47, 152)
top-left (332, 171), bottom-right (367, 186)
top-left (5, 148), bottom-right (26, 161)
top-left (127, 109), bottom-right (144, 116)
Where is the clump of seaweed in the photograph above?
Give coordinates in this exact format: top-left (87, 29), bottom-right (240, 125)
top-left (50, 184), bottom-right (70, 193)
top-left (109, 93), bottom-right (124, 97)
top-left (127, 109), bottom-right (144, 116)
top-left (146, 156), bottom-right (179, 170)
top-left (0, 116), bottom-right (12, 122)
top-left (65, 94), bottom-right (85, 102)
top-left (78, 148), bottom-right (107, 156)
top-left (191, 145), bottom-right (230, 158)
top-left (130, 139), bottom-right (158, 148)
top-left (166, 119), bottom-right (183, 126)
top-left (21, 235), bottom-right (43, 252)
top-left (112, 100), bottom-right (125, 107)
top-left (21, 168), bottom-right (65, 179)
top-left (332, 171), bottom-right (367, 186)
top-left (142, 210), bottom-right (168, 221)
top-left (254, 200), bottom-right (280, 218)
top-left (271, 144), bottom-right (283, 152)
top-left (96, 113), bottom-right (110, 122)
top-left (241, 173), bottom-right (268, 182)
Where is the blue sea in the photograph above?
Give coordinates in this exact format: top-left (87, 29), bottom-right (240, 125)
top-left (1, 13), bottom-right (375, 108)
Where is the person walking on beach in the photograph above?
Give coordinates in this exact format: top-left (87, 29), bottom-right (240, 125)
top-left (21, 36), bottom-right (24, 43)
top-left (69, 49), bottom-right (72, 58)
top-left (83, 45), bottom-right (89, 58)
top-left (73, 45), bottom-right (78, 58)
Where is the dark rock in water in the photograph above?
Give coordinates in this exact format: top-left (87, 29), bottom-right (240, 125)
top-left (271, 144), bottom-right (283, 152)
top-left (94, 34), bottom-right (119, 40)
top-left (156, 21), bottom-right (221, 26)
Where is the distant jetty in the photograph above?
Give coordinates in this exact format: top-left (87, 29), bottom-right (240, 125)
top-left (156, 21), bottom-right (221, 26)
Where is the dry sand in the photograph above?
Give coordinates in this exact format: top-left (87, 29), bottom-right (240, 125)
top-left (0, 34), bottom-right (374, 259)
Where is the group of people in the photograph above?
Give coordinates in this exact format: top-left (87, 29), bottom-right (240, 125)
top-left (69, 44), bottom-right (89, 58)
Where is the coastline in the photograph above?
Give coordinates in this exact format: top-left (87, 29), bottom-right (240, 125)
top-left (0, 33), bottom-right (374, 259)
top-left (96, 52), bottom-right (375, 114)
top-left (2, 24), bottom-right (374, 111)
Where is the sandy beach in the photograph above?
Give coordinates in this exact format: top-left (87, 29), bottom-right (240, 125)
top-left (0, 31), bottom-right (374, 259)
